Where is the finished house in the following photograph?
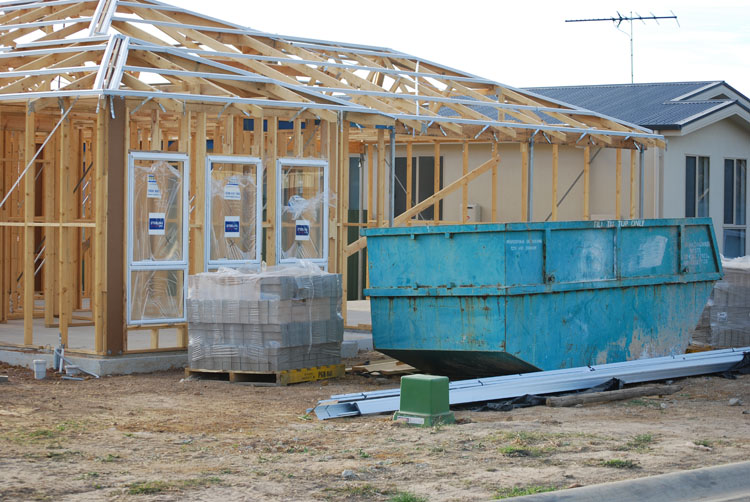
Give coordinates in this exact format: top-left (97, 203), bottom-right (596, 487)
top-left (527, 82), bottom-right (750, 258)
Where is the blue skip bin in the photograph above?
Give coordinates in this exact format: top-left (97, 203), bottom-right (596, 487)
top-left (364, 218), bottom-right (722, 377)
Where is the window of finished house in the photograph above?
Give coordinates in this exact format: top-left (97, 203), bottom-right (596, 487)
top-left (723, 158), bottom-right (747, 258)
top-left (685, 155), bottom-right (710, 217)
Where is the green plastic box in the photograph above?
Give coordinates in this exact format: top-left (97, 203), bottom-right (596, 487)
top-left (393, 374), bottom-right (455, 427)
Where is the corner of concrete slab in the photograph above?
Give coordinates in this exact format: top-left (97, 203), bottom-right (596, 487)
top-left (343, 330), bottom-right (373, 352)
top-left (0, 347), bottom-right (188, 376)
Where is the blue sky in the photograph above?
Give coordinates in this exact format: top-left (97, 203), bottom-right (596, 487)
top-left (179, 0), bottom-right (750, 98)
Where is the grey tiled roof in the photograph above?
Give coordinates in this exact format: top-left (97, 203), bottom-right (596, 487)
top-left (523, 82), bottom-right (732, 130)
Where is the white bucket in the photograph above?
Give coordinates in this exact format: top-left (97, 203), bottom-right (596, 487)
top-left (33, 359), bottom-right (46, 380)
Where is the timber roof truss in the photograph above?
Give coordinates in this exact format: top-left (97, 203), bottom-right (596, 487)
top-left (0, 0), bottom-right (664, 148)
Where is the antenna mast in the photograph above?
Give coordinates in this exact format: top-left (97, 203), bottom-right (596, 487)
top-left (565, 12), bottom-right (678, 84)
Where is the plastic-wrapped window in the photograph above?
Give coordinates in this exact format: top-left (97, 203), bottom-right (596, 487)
top-left (132, 160), bottom-right (184, 263)
top-left (130, 269), bottom-right (184, 321)
top-left (208, 160), bottom-right (260, 266)
top-left (127, 153), bottom-right (188, 325)
top-left (279, 161), bottom-right (328, 264)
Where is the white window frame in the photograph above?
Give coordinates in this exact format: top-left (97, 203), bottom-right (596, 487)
top-left (126, 151), bottom-right (190, 326)
top-left (276, 158), bottom-right (329, 270)
top-left (204, 155), bottom-right (263, 271)
top-left (723, 157), bottom-right (747, 257)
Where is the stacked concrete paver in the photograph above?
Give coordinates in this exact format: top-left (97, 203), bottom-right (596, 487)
top-left (188, 267), bottom-right (343, 372)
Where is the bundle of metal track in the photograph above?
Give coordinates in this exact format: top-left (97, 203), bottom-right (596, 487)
top-left (313, 347), bottom-right (750, 420)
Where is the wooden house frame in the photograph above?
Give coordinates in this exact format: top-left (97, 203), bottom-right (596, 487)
top-left (0, 0), bottom-right (665, 355)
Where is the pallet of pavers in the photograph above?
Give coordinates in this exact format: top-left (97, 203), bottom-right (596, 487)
top-left (693, 259), bottom-right (750, 349)
top-left (186, 265), bottom-right (344, 385)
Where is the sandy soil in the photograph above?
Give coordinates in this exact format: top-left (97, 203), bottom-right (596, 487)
top-left (0, 354), bottom-right (749, 502)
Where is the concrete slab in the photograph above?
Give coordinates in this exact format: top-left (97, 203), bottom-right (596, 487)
top-left (507, 461), bottom-right (750, 501)
top-left (340, 340), bottom-right (359, 358)
top-left (1, 328), bottom-right (373, 375)
top-left (344, 330), bottom-right (373, 352)
top-left (0, 347), bottom-right (187, 376)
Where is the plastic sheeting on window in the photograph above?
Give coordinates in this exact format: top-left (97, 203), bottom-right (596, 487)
top-left (130, 269), bottom-right (184, 322)
top-left (279, 164), bottom-right (332, 262)
top-left (209, 166), bottom-right (258, 263)
top-left (132, 160), bottom-right (183, 263)
top-left (187, 264), bottom-right (343, 372)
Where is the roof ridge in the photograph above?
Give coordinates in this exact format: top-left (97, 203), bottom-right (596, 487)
top-left (526, 81), bottom-right (717, 91)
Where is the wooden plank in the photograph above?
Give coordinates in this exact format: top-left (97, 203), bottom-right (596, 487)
top-left (491, 142), bottom-right (498, 223)
top-left (150, 327), bottom-right (159, 349)
top-left (265, 117), bottom-right (277, 265)
top-left (251, 111), bottom-right (263, 158)
top-left (546, 384), bottom-right (682, 408)
top-left (433, 142), bottom-right (440, 221)
top-left (616, 148), bottom-right (622, 219)
top-left (583, 146), bottom-right (590, 221)
top-left (105, 98), bottom-right (125, 356)
top-left (0, 116), bottom-right (6, 324)
top-left (630, 149), bottom-right (636, 219)
top-left (520, 142), bottom-right (528, 222)
top-left (551, 144), bottom-right (559, 222)
top-left (367, 143), bottom-right (374, 224)
top-left (340, 122), bottom-right (350, 321)
top-left (150, 109), bottom-right (160, 151)
top-left (377, 129), bottom-right (385, 226)
top-left (23, 108), bottom-right (34, 345)
top-left (405, 142), bottom-right (413, 216)
top-left (43, 118), bottom-right (55, 327)
top-left (194, 112), bottom-right (206, 273)
top-left (93, 105), bottom-right (107, 354)
top-left (462, 141), bottom-right (468, 223)
top-left (351, 359), bottom-right (417, 376)
top-left (293, 118), bottom-right (303, 157)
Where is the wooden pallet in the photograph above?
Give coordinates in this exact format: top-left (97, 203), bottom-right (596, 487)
top-left (184, 364), bottom-right (345, 386)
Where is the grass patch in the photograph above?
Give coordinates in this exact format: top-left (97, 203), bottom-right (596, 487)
top-left (358, 448), bottom-right (370, 458)
top-left (126, 477), bottom-right (222, 495)
top-left (388, 492), bottom-right (427, 502)
top-left (498, 445), bottom-right (543, 458)
top-left (45, 449), bottom-right (82, 461)
top-left (625, 433), bottom-right (655, 451)
top-left (494, 486), bottom-right (557, 499)
top-left (601, 459), bottom-right (639, 469)
top-left (127, 481), bottom-right (170, 495)
top-left (98, 453), bottom-right (121, 463)
top-left (28, 429), bottom-right (56, 439)
top-left (694, 439), bottom-right (713, 448)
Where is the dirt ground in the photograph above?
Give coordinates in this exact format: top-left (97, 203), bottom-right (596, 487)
top-left (1, 353), bottom-right (749, 502)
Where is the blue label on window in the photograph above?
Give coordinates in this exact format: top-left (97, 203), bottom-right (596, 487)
top-left (148, 213), bottom-right (166, 235)
top-left (149, 218), bottom-right (164, 230)
top-left (225, 220), bottom-right (240, 233)
top-left (295, 219), bottom-right (310, 241)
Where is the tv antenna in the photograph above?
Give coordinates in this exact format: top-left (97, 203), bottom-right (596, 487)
top-left (565, 12), bottom-right (679, 83)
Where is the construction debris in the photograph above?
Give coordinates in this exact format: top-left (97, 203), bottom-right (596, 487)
top-left (314, 347), bottom-right (750, 420)
top-left (545, 383), bottom-right (682, 407)
top-left (350, 358), bottom-right (417, 377)
top-left (53, 336), bottom-right (100, 380)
